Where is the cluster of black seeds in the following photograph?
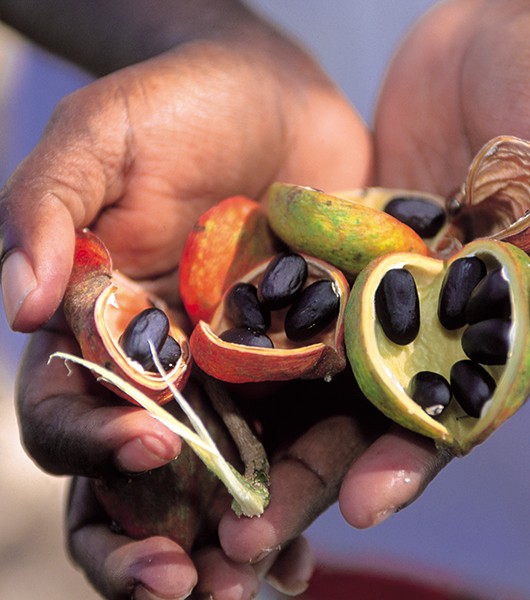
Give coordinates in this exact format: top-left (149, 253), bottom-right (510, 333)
top-left (220, 252), bottom-right (341, 348)
top-left (384, 195), bottom-right (446, 239)
top-left (120, 307), bottom-right (182, 372)
top-left (375, 256), bottom-right (512, 419)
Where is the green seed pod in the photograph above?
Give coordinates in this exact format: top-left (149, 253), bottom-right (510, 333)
top-left (345, 239), bottom-right (530, 455)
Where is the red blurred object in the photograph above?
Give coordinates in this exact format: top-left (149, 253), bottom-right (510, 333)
top-left (297, 566), bottom-right (486, 600)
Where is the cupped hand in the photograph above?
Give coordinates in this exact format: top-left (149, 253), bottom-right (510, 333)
top-left (0, 4), bottom-right (477, 596)
top-left (3, 25), bottom-right (374, 599)
top-left (375, 0), bottom-right (530, 194)
top-left (336, 0), bottom-right (530, 527)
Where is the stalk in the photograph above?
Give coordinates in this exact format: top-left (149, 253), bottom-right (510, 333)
top-left (49, 351), bottom-right (269, 516)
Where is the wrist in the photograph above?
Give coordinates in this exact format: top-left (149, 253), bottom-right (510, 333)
top-left (0, 0), bottom-right (279, 76)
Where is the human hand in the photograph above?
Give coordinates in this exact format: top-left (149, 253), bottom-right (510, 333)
top-left (1, 4), bottom-right (463, 597)
top-left (374, 0), bottom-right (530, 195)
top-left (334, 0), bottom-right (530, 529)
top-left (1, 15), bottom-right (374, 598)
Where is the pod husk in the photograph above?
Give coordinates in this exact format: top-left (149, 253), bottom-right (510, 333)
top-left (179, 195), bottom-right (280, 324)
top-left (266, 183), bottom-right (429, 277)
top-left (345, 239), bottom-right (530, 455)
top-left (190, 255), bottom-right (349, 383)
top-left (64, 229), bottom-right (191, 405)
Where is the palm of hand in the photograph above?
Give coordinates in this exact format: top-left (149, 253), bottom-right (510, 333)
top-left (375, 0), bottom-right (530, 197)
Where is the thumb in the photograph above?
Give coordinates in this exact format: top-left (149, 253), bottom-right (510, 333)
top-left (0, 179), bottom-right (76, 331)
top-left (0, 93), bottom-right (122, 332)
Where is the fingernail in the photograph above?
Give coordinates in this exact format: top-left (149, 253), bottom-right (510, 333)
top-left (267, 572), bottom-right (310, 597)
top-left (371, 506), bottom-right (397, 527)
top-left (134, 585), bottom-right (191, 600)
top-left (250, 545), bottom-right (281, 564)
top-left (116, 436), bottom-right (177, 473)
top-left (1, 250), bottom-right (37, 328)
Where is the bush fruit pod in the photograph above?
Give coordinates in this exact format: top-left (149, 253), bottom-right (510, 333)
top-left (446, 136), bottom-right (530, 252)
top-left (179, 195), bottom-right (281, 324)
top-left (345, 239), bottom-right (530, 455)
top-left (190, 253), bottom-right (349, 383)
top-left (334, 187), bottom-right (448, 243)
top-left (63, 229), bottom-right (191, 405)
top-left (266, 183), bottom-right (429, 277)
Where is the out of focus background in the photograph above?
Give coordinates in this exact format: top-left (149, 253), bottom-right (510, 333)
top-left (1, 1), bottom-right (530, 598)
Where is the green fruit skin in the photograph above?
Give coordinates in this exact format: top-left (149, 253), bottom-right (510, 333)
top-left (267, 183), bottom-right (428, 277)
top-left (345, 240), bottom-right (530, 455)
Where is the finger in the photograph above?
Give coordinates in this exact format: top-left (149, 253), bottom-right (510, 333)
top-left (260, 536), bottom-right (315, 597)
top-left (218, 411), bottom-right (377, 564)
top-left (17, 328), bottom-right (181, 476)
top-left (67, 477), bottom-right (197, 600)
top-left (338, 425), bottom-right (454, 529)
top-left (192, 548), bottom-right (259, 600)
top-left (0, 82), bottom-right (128, 332)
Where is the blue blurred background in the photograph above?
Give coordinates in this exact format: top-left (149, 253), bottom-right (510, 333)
top-left (1, 2), bottom-right (529, 598)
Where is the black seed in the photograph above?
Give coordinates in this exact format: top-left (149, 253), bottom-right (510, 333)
top-left (465, 267), bottom-right (511, 324)
top-left (284, 279), bottom-right (340, 342)
top-left (438, 257), bottom-right (487, 329)
top-left (384, 196), bottom-right (446, 238)
top-left (219, 327), bottom-right (274, 348)
top-left (408, 371), bottom-right (452, 417)
top-left (225, 282), bottom-right (270, 332)
top-left (120, 308), bottom-right (170, 368)
top-left (461, 318), bottom-right (511, 365)
top-left (450, 360), bottom-right (496, 418)
top-left (375, 268), bottom-right (420, 345)
top-left (258, 252), bottom-right (308, 310)
top-left (153, 336), bottom-right (182, 371)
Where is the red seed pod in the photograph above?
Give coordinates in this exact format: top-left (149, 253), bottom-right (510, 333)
top-left (63, 229), bottom-right (191, 405)
top-left (179, 195), bottom-right (281, 324)
top-left (190, 254), bottom-right (349, 383)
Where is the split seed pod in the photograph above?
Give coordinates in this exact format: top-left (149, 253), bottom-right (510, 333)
top-left (190, 253), bottom-right (349, 383)
top-left (446, 135), bottom-right (530, 252)
top-left (345, 239), bottom-right (530, 455)
top-left (266, 183), bottom-right (429, 278)
top-left (334, 187), bottom-right (448, 246)
top-left (64, 229), bottom-right (190, 404)
top-left (179, 195), bottom-right (280, 324)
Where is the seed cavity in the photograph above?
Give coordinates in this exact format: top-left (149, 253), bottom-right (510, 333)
top-left (225, 282), bottom-right (270, 332)
top-left (408, 371), bottom-right (452, 417)
top-left (284, 280), bottom-right (340, 342)
top-left (258, 252), bottom-right (308, 310)
top-left (461, 318), bottom-right (511, 365)
top-left (375, 268), bottom-right (420, 345)
top-left (465, 267), bottom-right (511, 324)
top-left (438, 257), bottom-right (487, 330)
top-left (384, 196), bottom-right (446, 238)
top-left (120, 307), bottom-right (180, 372)
top-left (450, 360), bottom-right (496, 418)
top-left (219, 327), bottom-right (274, 348)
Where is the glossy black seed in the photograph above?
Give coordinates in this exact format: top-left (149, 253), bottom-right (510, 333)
top-left (375, 268), bottom-right (420, 345)
top-left (438, 257), bottom-right (487, 329)
top-left (450, 360), bottom-right (496, 418)
top-left (284, 279), bottom-right (340, 342)
top-left (461, 318), bottom-right (511, 365)
top-left (465, 267), bottom-right (511, 324)
top-left (225, 282), bottom-right (270, 332)
top-left (258, 252), bottom-right (308, 310)
top-left (219, 327), bottom-right (274, 348)
top-left (408, 371), bottom-right (452, 417)
top-left (153, 336), bottom-right (182, 372)
top-left (120, 308), bottom-right (170, 368)
top-left (384, 196), bottom-right (446, 238)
